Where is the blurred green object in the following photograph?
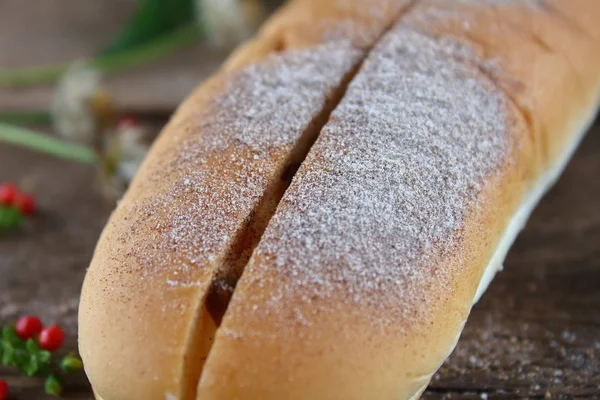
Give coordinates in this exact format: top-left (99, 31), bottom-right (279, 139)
top-left (0, 123), bottom-right (97, 165)
top-left (102, 0), bottom-right (198, 55)
top-left (0, 207), bottom-right (22, 232)
top-left (0, 0), bottom-right (289, 91)
top-left (0, 110), bottom-right (51, 126)
top-left (0, 24), bottom-right (201, 89)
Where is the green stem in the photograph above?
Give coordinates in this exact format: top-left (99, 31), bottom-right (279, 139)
top-left (0, 24), bottom-right (201, 88)
top-left (0, 109), bottom-right (51, 126)
top-left (0, 123), bottom-right (96, 164)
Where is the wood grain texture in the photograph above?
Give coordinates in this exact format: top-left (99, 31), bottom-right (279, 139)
top-left (0, 118), bottom-right (598, 399)
top-left (1, 2), bottom-right (598, 399)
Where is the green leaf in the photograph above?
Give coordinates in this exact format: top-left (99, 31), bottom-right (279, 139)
top-left (60, 353), bottom-right (84, 374)
top-left (102, 0), bottom-right (196, 55)
top-left (13, 346), bottom-right (30, 371)
top-left (44, 374), bottom-right (63, 396)
top-left (25, 338), bottom-right (40, 353)
top-left (1, 344), bottom-right (14, 366)
top-left (37, 350), bottom-right (51, 365)
top-left (0, 206), bottom-right (22, 231)
top-left (0, 207), bottom-right (8, 231)
top-left (2, 325), bottom-right (20, 344)
top-left (24, 353), bottom-right (39, 376)
top-left (4, 207), bottom-right (23, 230)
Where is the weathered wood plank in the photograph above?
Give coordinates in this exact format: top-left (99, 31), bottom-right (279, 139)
top-left (0, 114), bottom-right (598, 399)
top-left (2, 2), bottom-right (598, 399)
top-left (1, 121), bottom-right (598, 399)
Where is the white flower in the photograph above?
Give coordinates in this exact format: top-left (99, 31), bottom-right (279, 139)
top-left (51, 62), bottom-right (113, 146)
top-left (196, 0), bottom-right (266, 48)
top-left (115, 121), bottom-right (150, 184)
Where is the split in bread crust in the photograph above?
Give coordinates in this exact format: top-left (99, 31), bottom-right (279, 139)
top-left (79, 1), bottom-right (600, 399)
top-left (79, 1), bottom-right (417, 399)
top-left (197, 24), bottom-right (533, 399)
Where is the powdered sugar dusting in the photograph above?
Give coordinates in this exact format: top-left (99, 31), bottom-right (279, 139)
top-left (116, 41), bottom-right (362, 287)
top-left (405, 0), bottom-right (543, 38)
top-left (232, 26), bottom-right (513, 332)
top-left (184, 40), bottom-right (361, 153)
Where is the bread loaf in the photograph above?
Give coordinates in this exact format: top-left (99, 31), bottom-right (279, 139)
top-left (79, 1), bottom-right (600, 399)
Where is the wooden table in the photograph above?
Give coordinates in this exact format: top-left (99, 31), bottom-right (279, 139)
top-left (1, 1), bottom-right (599, 399)
top-left (1, 120), bottom-right (598, 399)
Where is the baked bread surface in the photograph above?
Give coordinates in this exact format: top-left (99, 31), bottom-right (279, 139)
top-left (79, 0), bottom-right (413, 399)
top-left (79, 1), bottom-right (600, 399)
top-left (197, 25), bottom-right (534, 400)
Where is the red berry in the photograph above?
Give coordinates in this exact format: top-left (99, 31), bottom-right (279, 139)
top-left (117, 114), bottom-right (139, 128)
top-left (0, 379), bottom-right (7, 400)
top-left (0, 183), bottom-right (17, 206)
top-left (39, 326), bottom-right (65, 351)
top-left (16, 315), bottom-right (43, 340)
top-left (15, 193), bottom-right (36, 216)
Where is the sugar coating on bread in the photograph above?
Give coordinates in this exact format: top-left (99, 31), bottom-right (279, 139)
top-left (225, 27), bottom-right (513, 332)
top-left (403, 0), bottom-right (600, 173)
top-left (196, 25), bottom-right (526, 400)
top-left (199, 41), bottom-right (360, 151)
top-left (80, 1), bottom-right (600, 399)
top-left (123, 40), bottom-right (361, 286)
top-left (79, 40), bottom-right (365, 400)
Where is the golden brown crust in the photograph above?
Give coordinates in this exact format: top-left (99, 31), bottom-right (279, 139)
top-left (198, 2), bottom-right (600, 399)
top-left (79, 1), bottom-right (413, 399)
top-left (79, 1), bottom-right (600, 400)
top-left (223, 0), bottom-right (413, 71)
top-left (404, 0), bottom-right (600, 170)
top-left (196, 25), bottom-right (535, 400)
top-left (546, 0), bottom-right (600, 41)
